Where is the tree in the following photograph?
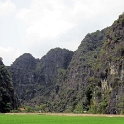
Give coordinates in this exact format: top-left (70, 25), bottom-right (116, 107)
top-left (25, 106), bottom-right (32, 112)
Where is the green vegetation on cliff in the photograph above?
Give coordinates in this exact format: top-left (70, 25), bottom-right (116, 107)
top-left (0, 58), bottom-right (15, 113)
top-left (6, 13), bottom-right (124, 114)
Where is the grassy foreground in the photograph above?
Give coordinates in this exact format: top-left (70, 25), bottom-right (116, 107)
top-left (0, 114), bottom-right (124, 124)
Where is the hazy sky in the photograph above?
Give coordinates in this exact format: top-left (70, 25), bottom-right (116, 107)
top-left (0, 0), bottom-right (124, 65)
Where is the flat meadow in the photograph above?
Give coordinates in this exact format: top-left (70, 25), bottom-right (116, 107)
top-left (0, 113), bottom-right (124, 124)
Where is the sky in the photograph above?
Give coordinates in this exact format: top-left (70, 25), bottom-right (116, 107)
top-left (0, 0), bottom-right (124, 66)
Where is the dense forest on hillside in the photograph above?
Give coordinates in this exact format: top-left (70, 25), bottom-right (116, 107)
top-left (0, 58), bottom-right (16, 113)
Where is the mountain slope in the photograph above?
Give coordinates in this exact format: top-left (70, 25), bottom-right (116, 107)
top-left (0, 58), bottom-right (16, 113)
top-left (8, 53), bottom-right (37, 105)
top-left (48, 13), bottom-right (124, 114)
top-left (92, 13), bottom-right (124, 114)
top-left (50, 28), bottom-right (108, 112)
top-left (8, 13), bottom-right (124, 114)
top-left (8, 48), bottom-right (73, 107)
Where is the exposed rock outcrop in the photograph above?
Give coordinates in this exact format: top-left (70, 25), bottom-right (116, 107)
top-left (8, 48), bottom-right (73, 107)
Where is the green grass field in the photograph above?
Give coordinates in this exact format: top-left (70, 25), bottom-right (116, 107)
top-left (0, 114), bottom-right (124, 124)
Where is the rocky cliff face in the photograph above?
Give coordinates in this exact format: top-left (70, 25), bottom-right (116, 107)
top-left (47, 13), bottom-right (124, 114)
top-left (0, 58), bottom-right (16, 113)
top-left (8, 53), bottom-right (37, 104)
top-left (92, 13), bottom-right (124, 114)
top-left (8, 48), bottom-right (73, 107)
top-left (50, 28), bottom-right (108, 112)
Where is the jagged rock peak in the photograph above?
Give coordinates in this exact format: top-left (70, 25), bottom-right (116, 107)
top-left (12, 53), bottom-right (35, 63)
top-left (41, 47), bottom-right (74, 69)
top-left (11, 53), bottom-right (37, 69)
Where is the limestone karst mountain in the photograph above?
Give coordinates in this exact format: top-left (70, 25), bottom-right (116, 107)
top-left (6, 13), bottom-right (124, 114)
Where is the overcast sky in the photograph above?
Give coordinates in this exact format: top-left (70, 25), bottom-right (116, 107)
top-left (0, 0), bottom-right (124, 66)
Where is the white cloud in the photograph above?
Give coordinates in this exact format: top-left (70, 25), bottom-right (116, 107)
top-left (15, 0), bottom-right (124, 45)
top-left (0, 47), bottom-right (21, 66)
top-left (16, 0), bottom-right (76, 44)
top-left (0, 0), bottom-right (16, 17)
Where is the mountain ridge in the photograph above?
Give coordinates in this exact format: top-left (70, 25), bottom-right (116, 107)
top-left (6, 13), bottom-right (124, 114)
